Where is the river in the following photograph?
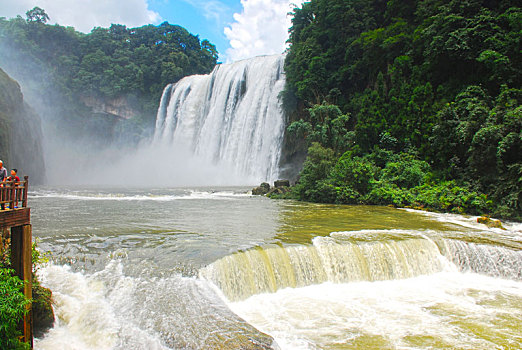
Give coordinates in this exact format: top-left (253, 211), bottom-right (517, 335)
top-left (30, 186), bottom-right (522, 349)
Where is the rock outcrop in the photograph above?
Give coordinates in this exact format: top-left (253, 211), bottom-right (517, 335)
top-left (80, 94), bottom-right (142, 120)
top-left (477, 215), bottom-right (505, 230)
top-left (32, 284), bottom-right (55, 337)
top-left (274, 179), bottom-right (290, 188)
top-left (252, 180), bottom-right (291, 196)
top-left (252, 182), bottom-right (271, 195)
top-left (0, 68), bottom-right (45, 184)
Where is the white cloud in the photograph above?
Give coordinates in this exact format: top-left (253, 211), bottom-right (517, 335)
top-left (223, 0), bottom-right (304, 62)
top-left (0, 0), bottom-right (162, 32)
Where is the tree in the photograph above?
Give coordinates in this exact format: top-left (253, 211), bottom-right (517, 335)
top-left (284, 0), bottom-right (521, 219)
top-left (26, 7), bottom-right (50, 23)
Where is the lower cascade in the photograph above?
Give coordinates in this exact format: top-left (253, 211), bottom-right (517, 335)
top-left (153, 54), bottom-right (286, 182)
top-left (200, 236), bottom-right (522, 301)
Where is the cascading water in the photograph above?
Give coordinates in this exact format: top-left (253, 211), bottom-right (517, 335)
top-left (153, 55), bottom-right (286, 183)
top-left (200, 235), bottom-right (522, 302)
top-left (200, 238), bottom-right (451, 301)
top-left (440, 239), bottom-right (522, 280)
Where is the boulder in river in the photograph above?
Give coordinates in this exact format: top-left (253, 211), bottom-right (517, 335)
top-left (32, 284), bottom-right (54, 337)
top-left (477, 215), bottom-right (505, 230)
top-left (274, 179), bottom-right (290, 188)
top-left (252, 182), bottom-right (270, 195)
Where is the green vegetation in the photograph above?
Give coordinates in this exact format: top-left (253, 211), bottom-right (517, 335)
top-left (0, 235), bottom-right (30, 350)
top-left (284, 0), bottom-right (521, 220)
top-left (0, 268), bottom-right (30, 350)
top-left (1, 235), bottom-right (53, 348)
top-left (0, 7), bottom-right (218, 142)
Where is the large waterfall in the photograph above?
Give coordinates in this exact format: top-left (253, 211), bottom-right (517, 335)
top-left (153, 55), bottom-right (286, 183)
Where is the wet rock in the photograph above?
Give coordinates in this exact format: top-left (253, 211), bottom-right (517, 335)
top-left (252, 182), bottom-right (270, 195)
top-left (267, 187), bottom-right (290, 196)
top-left (274, 179), bottom-right (290, 188)
top-left (32, 284), bottom-right (54, 337)
top-left (477, 216), bottom-right (505, 230)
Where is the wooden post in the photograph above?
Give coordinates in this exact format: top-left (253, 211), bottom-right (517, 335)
top-left (9, 180), bottom-right (16, 209)
top-left (11, 224), bottom-right (33, 347)
top-left (1, 183), bottom-right (5, 210)
top-left (22, 176), bottom-right (29, 208)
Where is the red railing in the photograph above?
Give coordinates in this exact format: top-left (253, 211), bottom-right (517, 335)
top-left (0, 175), bottom-right (28, 210)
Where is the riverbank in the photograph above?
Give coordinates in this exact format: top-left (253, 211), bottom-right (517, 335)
top-left (262, 143), bottom-right (521, 222)
top-left (265, 186), bottom-right (518, 228)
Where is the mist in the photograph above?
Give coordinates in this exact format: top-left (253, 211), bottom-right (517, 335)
top-left (1, 38), bottom-right (286, 188)
top-left (43, 138), bottom-right (260, 187)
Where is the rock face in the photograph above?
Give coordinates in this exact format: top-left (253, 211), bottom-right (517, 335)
top-left (0, 68), bottom-right (46, 184)
top-left (80, 94), bottom-right (141, 120)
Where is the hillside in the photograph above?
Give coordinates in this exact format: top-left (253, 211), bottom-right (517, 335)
top-left (283, 0), bottom-right (521, 219)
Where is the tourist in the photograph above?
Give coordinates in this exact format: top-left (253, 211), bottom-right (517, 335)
top-left (8, 169), bottom-right (20, 184)
top-left (0, 160), bottom-right (7, 182)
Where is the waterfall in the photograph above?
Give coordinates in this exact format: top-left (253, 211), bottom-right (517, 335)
top-left (154, 55), bottom-right (286, 183)
top-left (439, 239), bottom-right (522, 280)
top-left (200, 237), bottom-right (522, 301)
top-left (200, 238), bottom-right (449, 301)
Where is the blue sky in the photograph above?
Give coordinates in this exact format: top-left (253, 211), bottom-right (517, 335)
top-left (148, 0), bottom-right (243, 61)
top-left (2, 0), bottom-right (303, 62)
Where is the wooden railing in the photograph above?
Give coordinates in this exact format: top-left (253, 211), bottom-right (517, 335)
top-left (0, 175), bottom-right (29, 210)
top-left (0, 175), bottom-right (32, 346)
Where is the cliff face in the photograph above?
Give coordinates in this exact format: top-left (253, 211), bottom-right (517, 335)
top-left (0, 68), bottom-right (45, 184)
top-left (80, 94), bottom-right (142, 120)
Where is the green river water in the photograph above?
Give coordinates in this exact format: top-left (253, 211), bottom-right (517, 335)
top-left (29, 187), bottom-right (522, 349)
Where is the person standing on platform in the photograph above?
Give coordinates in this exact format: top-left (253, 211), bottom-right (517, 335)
top-left (8, 169), bottom-right (20, 183)
top-left (0, 160), bottom-right (7, 182)
top-left (0, 161), bottom-right (6, 209)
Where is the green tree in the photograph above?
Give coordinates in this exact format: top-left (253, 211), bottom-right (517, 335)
top-left (284, 0), bottom-right (521, 219)
top-left (26, 7), bottom-right (50, 23)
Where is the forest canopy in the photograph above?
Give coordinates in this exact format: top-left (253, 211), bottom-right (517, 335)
top-left (283, 0), bottom-right (521, 219)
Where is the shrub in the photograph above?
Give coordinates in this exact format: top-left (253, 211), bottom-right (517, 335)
top-left (330, 152), bottom-right (378, 195)
top-left (292, 143), bottom-right (337, 202)
top-left (0, 268), bottom-right (30, 350)
top-left (380, 154), bottom-right (430, 188)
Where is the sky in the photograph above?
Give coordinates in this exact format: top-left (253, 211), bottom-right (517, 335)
top-left (0, 0), bottom-right (304, 62)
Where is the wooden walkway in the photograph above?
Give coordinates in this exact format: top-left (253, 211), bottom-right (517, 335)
top-left (0, 176), bottom-right (33, 347)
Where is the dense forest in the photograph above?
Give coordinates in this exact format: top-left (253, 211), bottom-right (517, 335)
top-left (282, 0), bottom-right (521, 220)
top-left (0, 7), bottom-right (218, 143)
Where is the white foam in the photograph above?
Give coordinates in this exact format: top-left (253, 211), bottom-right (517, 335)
top-left (28, 189), bottom-right (251, 202)
top-left (400, 209), bottom-right (522, 241)
top-left (34, 263), bottom-right (169, 350)
top-left (229, 272), bottom-right (522, 349)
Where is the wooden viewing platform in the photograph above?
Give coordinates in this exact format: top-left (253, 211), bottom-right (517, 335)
top-left (0, 175), bottom-right (33, 347)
